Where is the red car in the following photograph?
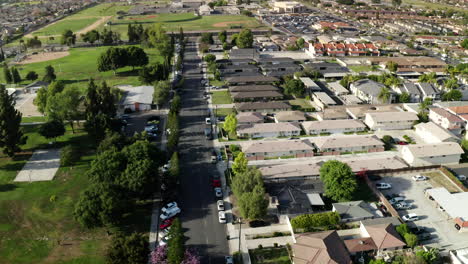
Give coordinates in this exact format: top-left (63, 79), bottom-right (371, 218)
top-left (159, 218), bottom-right (174, 229)
top-left (212, 179), bottom-right (221, 187)
top-left (397, 142), bottom-right (408, 145)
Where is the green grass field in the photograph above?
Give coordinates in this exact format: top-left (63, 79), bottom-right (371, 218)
top-left (211, 90), bottom-right (233, 104)
top-left (21, 116), bottom-right (47, 123)
top-left (348, 65), bottom-right (375, 73)
top-left (215, 107), bottom-right (236, 117)
top-left (403, 0), bottom-right (468, 14)
top-left (5, 46), bottom-right (163, 91)
top-left (105, 13), bottom-right (265, 37)
top-left (32, 18), bottom-right (100, 37)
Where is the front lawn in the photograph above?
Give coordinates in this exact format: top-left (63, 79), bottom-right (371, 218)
top-left (249, 247), bottom-right (291, 264)
top-left (348, 65), bottom-right (375, 73)
top-left (288, 99), bottom-right (314, 111)
top-left (215, 107), bottom-right (236, 117)
top-left (211, 90), bottom-right (233, 105)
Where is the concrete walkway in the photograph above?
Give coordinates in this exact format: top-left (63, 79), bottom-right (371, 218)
top-left (14, 149), bottom-right (61, 182)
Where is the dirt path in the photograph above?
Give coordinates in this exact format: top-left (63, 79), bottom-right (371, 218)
top-left (212, 20), bottom-right (250, 28)
top-left (17, 51), bottom-right (70, 64)
top-left (25, 15), bottom-right (112, 38)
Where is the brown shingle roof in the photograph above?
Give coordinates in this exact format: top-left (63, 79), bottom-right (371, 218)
top-left (364, 223), bottom-right (406, 250)
top-left (229, 85), bottom-right (279, 92)
top-left (226, 75), bottom-right (279, 84)
top-left (430, 108), bottom-right (464, 123)
top-left (344, 237), bottom-right (377, 253)
top-left (293, 231), bottom-right (352, 264)
top-left (231, 90), bottom-right (283, 99)
top-left (235, 101), bottom-right (291, 111)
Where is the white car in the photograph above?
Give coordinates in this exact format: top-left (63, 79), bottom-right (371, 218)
top-left (225, 256), bottom-right (234, 264)
top-left (217, 200), bottom-right (225, 211)
top-left (376, 182), bottom-right (392, 190)
top-left (161, 163), bottom-right (171, 173)
top-left (214, 187), bottom-right (223, 198)
top-left (395, 202), bottom-right (412, 210)
top-left (160, 207), bottom-right (181, 220)
top-left (402, 213), bottom-right (419, 222)
top-left (218, 211), bottom-right (226, 223)
top-left (412, 175), bottom-right (427, 181)
top-left (161, 202), bottom-right (178, 213)
top-left (389, 197), bottom-right (405, 205)
top-left (205, 117), bottom-right (211, 125)
top-left (457, 175), bottom-right (467, 181)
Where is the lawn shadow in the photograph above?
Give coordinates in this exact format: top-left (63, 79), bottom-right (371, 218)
top-left (0, 184), bottom-right (17, 192)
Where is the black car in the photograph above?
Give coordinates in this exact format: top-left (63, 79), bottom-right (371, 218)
top-left (417, 232), bottom-right (432, 241)
top-left (410, 226), bottom-right (427, 235)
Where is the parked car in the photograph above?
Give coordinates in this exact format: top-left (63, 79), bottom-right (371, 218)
top-left (212, 179), bottom-right (221, 187)
top-left (211, 154), bottom-right (217, 164)
top-left (456, 174), bottom-right (467, 181)
top-left (214, 187), bottom-right (223, 198)
top-left (159, 218), bottom-right (174, 229)
top-left (418, 232), bottom-right (432, 241)
top-left (161, 202), bottom-right (178, 213)
top-left (376, 182), bottom-right (392, 190)
top-left (410, 226), bottom-right (426, 235)
top-left (402, 213), bottom-right (419, 222)
top-left (412, 175), bottom-right (428, 181)
top-left (218, 211), bottom-right (227, 223)
top-left (161, 163), bottom-right (171, 173)
top-left (225, 256), bottom-right (234, 264)
top-left (395, 202), bottom-right (412, 210)
top-left (205, 117), bottom-right (211, 125)
top-left (389, 197), bottom-right (405, 205)
top-left (217, 200), bottom-right (225, 211)
top-left (160, 206), bottom-right (181, 220)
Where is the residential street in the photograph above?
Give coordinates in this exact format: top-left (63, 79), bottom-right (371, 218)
top-left (178, 41), bottom-right (229, 263)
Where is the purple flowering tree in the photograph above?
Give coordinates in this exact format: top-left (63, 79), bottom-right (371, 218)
top-left (151, 245), bottom-right (168, 264)
top-left (181, 249), bottom-right (201, 264)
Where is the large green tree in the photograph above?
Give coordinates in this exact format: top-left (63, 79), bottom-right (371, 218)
top-left (3, 65), bottom-right (12, 84)
top-left (34, 80), bottom-right (65, 114)
top-left (442, 89), bottom-right (462, 101)
top-left (82, 30), bottom-right (100, 44)
top-left (236, 29), bottom-right (253, 48)
top-left (39, 120), bottom-right (66, 142)
top-left (238, 184), bottom-right (268, 219)
top-left (284, 79), bottom-right (305, 97)
top-left (148, 24), bottom-right (173, 68)
top-left (0, 85), bottom-right (26, 157)
top-left (84, 79), bottom-right (116, 141)
top-left (46, 86), bottom-right (82, 133)
top-left (60, 29), bottom-right (76, 46)
top-left (378, 87), bottom-right (391, 103)
top-left (97, 47), bottom-right (129, 74)
top-left (319, 160), bottom-right (357, 202)
top-left (11, 67), bottom-right (21, 84)
top-left (398, 92), bottom-right (411, 103)
top-left (106, 233), bottom-right (149, 264)
top-left (126, 46), bottom-right (149, 70)
top-left (231, 151), bottom-right (248, 175)
top-left (223, 113), bottom-right (237, 138)
top-left (167, 218), bottom-right (185, 264)
top-left (42, 65), bottom-right (56, 82)
top-left (232, 167), bottom-right (263, 197)
top-left (153, 80), bottom-right (171, 107)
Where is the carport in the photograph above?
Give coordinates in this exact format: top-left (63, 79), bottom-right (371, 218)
top-left (425, 187), bottom-right (468, 232)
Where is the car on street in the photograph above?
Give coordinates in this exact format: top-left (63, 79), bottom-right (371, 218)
top-left (160, 206), bottom-right (181, 220)
top-left (417, 232), bottom-right (432, 241)
top-left (217, 200), bottom-right (225, 211)
top-left (211, 154), bottom-right (217, 163)
top-left (159, 218), bottom-right (174, 229)
top-left (395, 202), bottom-right (412, 210)
top-left (215, 187), bottom-right (223, 198)
top-left (412, 175), bottom-right (428, 181)
top-left (376, 182), bottom-right (392, 190)
top-left (218, 211), bottom-right (226, 223)
top-left (205, 117), bottom-right (211, 125)
top-left (217, 116), bottom-right (225, 122)
top-left (212, 179), bottom-right (221, 187)
top-left (161, 163), bottom-right (171, 173)
top-left (456, 174), bottom-right (467, 181)
top-left (388, 196), bottom-right (405, 205)
top-left (159, 227), bottom-right (170, 238)
top-left (161, 202), bottom-right (178, 213)
top-left (402, 213), bottom-right (419, 222)
top-left (225, 256), bottom-right (234, 264)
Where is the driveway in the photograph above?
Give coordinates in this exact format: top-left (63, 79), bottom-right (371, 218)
top-left (14, 90), bottom-right (42, 117)
top-left (14, 149), bottom-right (60, 182)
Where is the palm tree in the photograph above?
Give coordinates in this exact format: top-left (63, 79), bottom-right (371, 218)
top-left (378, 87), bottom-right (391, 103)
top-left (444, 78), bottom-right (459, 90)
top-left (418, 73), bottom-right (437, 84)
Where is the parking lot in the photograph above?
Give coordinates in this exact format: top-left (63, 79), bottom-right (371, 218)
top-left (379, 171), bottom-right (468, 251)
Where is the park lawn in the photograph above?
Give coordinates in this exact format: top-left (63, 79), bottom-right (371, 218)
top-left (215, 107), bottom-right (236, 117)
top-left (403, 0), bottom-right (468, 14)
top-left (31, 17), bottom-right (100, 37)
top-left (5, 46), bottom-right (163, 91)
top-left (21, 116), bottom-right (47, 123)
top-left (249, 247), bottom-right (291, 264)
top-left (348, 65), bottom-right (375, 73)
top-left (106, 13), bottom-right (265, 37)
top-left (211, 90), bottom-right (233, 104)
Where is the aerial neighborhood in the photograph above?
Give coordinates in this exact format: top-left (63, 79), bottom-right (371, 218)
top-left (0, 0), bottom-right (468, 263)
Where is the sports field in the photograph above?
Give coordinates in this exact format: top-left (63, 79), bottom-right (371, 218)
top-left (4, 46), bottom-right (163, 91)
top-left (27, 3), bottom-right (132, 38)
top-left (104, 13), bottom-right (265, 36)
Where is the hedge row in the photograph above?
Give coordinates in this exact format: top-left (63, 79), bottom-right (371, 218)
top-left (290, 212), bottom-right (340, 232)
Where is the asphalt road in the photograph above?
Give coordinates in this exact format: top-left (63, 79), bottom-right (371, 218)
top-left (178, 42), bottom-right (229, 263)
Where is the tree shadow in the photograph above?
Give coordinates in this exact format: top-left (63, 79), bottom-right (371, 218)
top-left (0, 184), bottom-right (17, 192)
top-left (117, 69), bottom-right (140, 77)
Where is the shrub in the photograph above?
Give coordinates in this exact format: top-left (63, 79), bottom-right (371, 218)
top-left (257, 244), bottom-right (263, 249)
top-left (60, 145), bottom-right (80, 166)
top-left (290, 212), bottom-right (340, 232)
top-left (273, 243), bottom-right (278, 248)
top-left (249, 220), bottom-right (268, 228)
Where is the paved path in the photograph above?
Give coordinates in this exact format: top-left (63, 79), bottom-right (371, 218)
top-left (14, 149), bottom-right (60, 182)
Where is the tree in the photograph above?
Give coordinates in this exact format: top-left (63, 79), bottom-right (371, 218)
top-left (61, 29), bottom-right (76, 46)
top-left (319, 160), bottom-right (357, 202)
top-left (232, 152), bottom-right (248, 176)
top-left (167, 218), bottom-right (185, 264)
top-left (444, 78), bottom-right (459, 89)
top-left (60, 145), bottom-right (80, 166)
top-left (101, 28), bottom-right (120, 45)
top-left (386, 61), bottom-right (398, 72)
top-left (74, 183), bottom-right (128, 228)
top-left (139, 63), bottom-right (168, 84)
top-left (33, 80), bottom-right (65, 114)
top-left (10, 67), bottom-right (21, 84)
top-left (42, 65), bottom-right (56, 82)
top-left (232, 167), bottom-right (263, 196)
top-left (82, 30), bottom-right (100, 44)
top-left (148, 24), bottom-right (173, 68)
top-left (223, 113), bottom-right (237, 138)
top-left (106, 233), bottom-right (149, 264)
top-left (218, 30), bottom-right (227, 43)
top-left (404, 233), bottom-right (418, 248)
top-left (179, 27), bottom-right (184, 44)
top-left (236, 29), bottom-right (253, 48)
top-left (398, 92), bottom-right (411, 103)
top-left (168, 151), bottom-right (180, 185)
top-left (416, 248), bottom-right (440, 263)
top-left (418, 72), bottom-right (437, 84)
top-left (3, 65), bottom-right (12, 84)
top-left (46, 86), bottom-right (82, 132)
top-left (200, 33), bottom-right (214, 45)
top-left (462, 39), bottom-right (468, 49)
top-left (39, 120), bottom-right (65, 142)
top-left (153, 80), bottom-right (171, 106)
top-left (378, 87), bottom-right (391, 103)
top-left (392, 0), bottom-right (402, 6)
top-left (0, 85), bottom-right (26, 157)
top-left (284, 79), bottom-right (305, 97)
top-left (126, 46), bottom-right (149, 70)
top-left (381, 135), bottom-right (394, 150)
top-left (296, 38), bottom-right (305, 49)
top-left (26, 36), bottom-right (42, 48)
top-left (230, 34), bottom-right (239, 46)
top-left (442, 89), bottom-right (462, 101)
top-left (98, 47), bottom-right (128, 74)
top-left (238, 184), bottom-right (268, 219)
top-left (204, 54), bottom-right (216, 63)
top-left (84, 79), bottom-right (116, 141)
top-left (25, 71), bottom-right (38, 81)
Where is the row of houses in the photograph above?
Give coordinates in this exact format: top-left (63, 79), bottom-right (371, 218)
top-left (309, 42), bottom-right (380, 57)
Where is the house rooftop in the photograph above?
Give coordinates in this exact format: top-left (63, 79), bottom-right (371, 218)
top-left (119, 85), bottom-right (154, 105)
top-left (414, 122), bottom-right (458, 142)
top-left (275, 111), bottom-right (306, 122)
top-left (299, 77), bottom-right (320, 88)
top-left (365, 111), bottom-right (418, 122)
top-left (430, 107), bottom-right (464, 123)
top-left (226, 75), bottom-right (279, 84)
top-left (301, 119), bottom-right (366, 131)
top-left (401, 82), bottom-right (422, 95)
top-left (328, 81), bottom-right (349, 95)
top-left (237, 122), bottom-right (302, 134)
top-left (352, 79), bottom-right (386, 97)
top-left (243, 140), bottom-right (314, 154)
top-left (231, 90), bottom-right (283, 100)
top-left (346, 104), bottom-right (403, 119)
top-left (314, 135), bottom-right (384, 150)
top-left (425, 187), bottom-right (468, 222)
top-left (360, 217), bottom-right (401, 227)
top-left (313, 92), bottom-right (337, 105)
top-left (235, 101), bottom-right (291, 111)
top-left (236, 112), bottom-right (264, 123)
top-left (364, 223), bottom-right (406, 250)
top-left (293, 231), bottom-right (352, 264)
top-left (333, 200), bottom-right (378, 220)
top-left (229, 85), bottom-right (279, 92)
top-left (403, 142), bottom-right (464, 158)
